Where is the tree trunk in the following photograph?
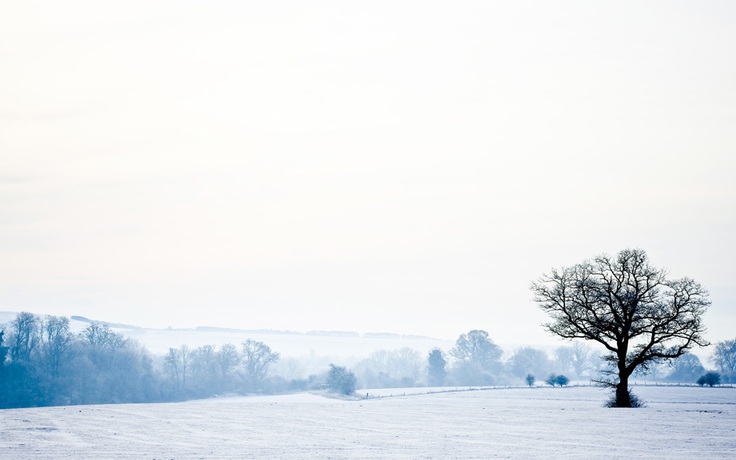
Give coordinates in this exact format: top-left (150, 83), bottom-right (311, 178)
top-left (615, 375), bottom-right (631, 407)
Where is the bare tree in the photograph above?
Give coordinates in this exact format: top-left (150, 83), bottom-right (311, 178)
top-left (449, 330), bottom-right (503, 385)
top-left (80, 322), bottom-right (127, 373)
top-left (665, 352), bottom-right (704, 383)
top-left (241, 339), bottom-right (279, 392)
top-left (8, 312), bottom-right (40, 363)
top-left (507, 347), bottom-right (552, 381)
top-left (40, 315), bottom-right (73, 380)
top-left (215, 343), bottom-right (240, 391)
top-left (164, 345), bottom-right (190, 392)
top-left (81, 322), bottom-right (126, 351)
top-left (531, 248), bottom-right (709, 407)
top-left (554, 342), bottom-right (594, 379)
top-left (711, 339), bottom-right (736, 383)
top-left (190, 345), bottom-right (218, 394)
top-left (355, 348), bottom-right (423, 388)
top-left (450, 330), bottom-right (502, 369)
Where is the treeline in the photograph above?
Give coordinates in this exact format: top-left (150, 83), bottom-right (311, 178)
top-left (0, 313), bottom-right (336, 409)
top-left (2, 314), bottom-right (734, 409)
top-left (0, 313), bottom-right (159, 408)
top-left (375, 330), bottom-right (736, 389)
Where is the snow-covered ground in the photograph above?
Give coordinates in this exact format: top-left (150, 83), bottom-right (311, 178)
top-left (1, 386), bottom-right (734, 459)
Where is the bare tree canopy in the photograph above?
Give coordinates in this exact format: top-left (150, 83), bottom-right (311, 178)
top-left (450, 330), bottom-right (502, 368)
top-left (531, 248), bottom-right (710, 407)
top-left (711, 339), bottom-right (736, 383)
top-left (241, 339), bottom-right (280, 392)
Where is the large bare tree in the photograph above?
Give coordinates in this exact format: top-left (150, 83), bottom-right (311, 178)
top-left (531, 248), bottom-right (709, 407)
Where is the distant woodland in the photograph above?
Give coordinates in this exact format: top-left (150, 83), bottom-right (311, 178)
top-left (0, 312), bottom-right (733, 409)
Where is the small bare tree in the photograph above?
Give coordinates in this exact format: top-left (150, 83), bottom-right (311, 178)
top-left (532, 249), bottom-right (709, 407)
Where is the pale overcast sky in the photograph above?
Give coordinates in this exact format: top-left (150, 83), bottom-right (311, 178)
top-left (1, 1), bottom-right (734, 345)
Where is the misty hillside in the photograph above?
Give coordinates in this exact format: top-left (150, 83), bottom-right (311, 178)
top-left (0, 311), bottom-right (453, 358)
top-left (2, 310), bottom-right (728, 411)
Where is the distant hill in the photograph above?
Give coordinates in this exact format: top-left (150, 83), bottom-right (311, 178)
top-left (70, 315), bottom-right (141, 330)
top-left (0, 311), bottom-right (452, 358)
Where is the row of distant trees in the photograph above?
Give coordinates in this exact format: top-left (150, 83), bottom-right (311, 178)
top-left (362, 330), bottom-right (736, 390)
top-left (164, 328), bottom-right (736, 395)
top-left (0, 313), bottom-right (158, 408)
top-left (0, 312), bottom-right (343, 408)
top-left (1, 313), bottom-right (734, 409)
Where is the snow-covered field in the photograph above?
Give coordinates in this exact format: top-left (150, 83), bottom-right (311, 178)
top-left (1, 386), bottom-right (734, 459)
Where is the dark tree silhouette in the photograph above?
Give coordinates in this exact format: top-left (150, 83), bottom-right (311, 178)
top-left (544, 373), bottom-right (569, 387)
top-left (532, 249), bottom-right (709, 407)
top-left (697, 372), bottom-right (721, 387)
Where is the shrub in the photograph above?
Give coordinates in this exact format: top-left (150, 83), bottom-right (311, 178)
top-left (326, 364), bottom-right (356, 395)
top-left (605, 389), bottom-right (645, 408)
top-left (544, 374), bottom-right (569, 387)
top-left (697, 372), bottom-right (721, 387)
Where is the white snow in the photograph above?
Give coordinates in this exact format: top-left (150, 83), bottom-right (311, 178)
top-left (1, 385), bottom-right (734, 459)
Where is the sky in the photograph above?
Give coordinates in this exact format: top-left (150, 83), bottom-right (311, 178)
top-left (1, 1), bottom-right (735, 346)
